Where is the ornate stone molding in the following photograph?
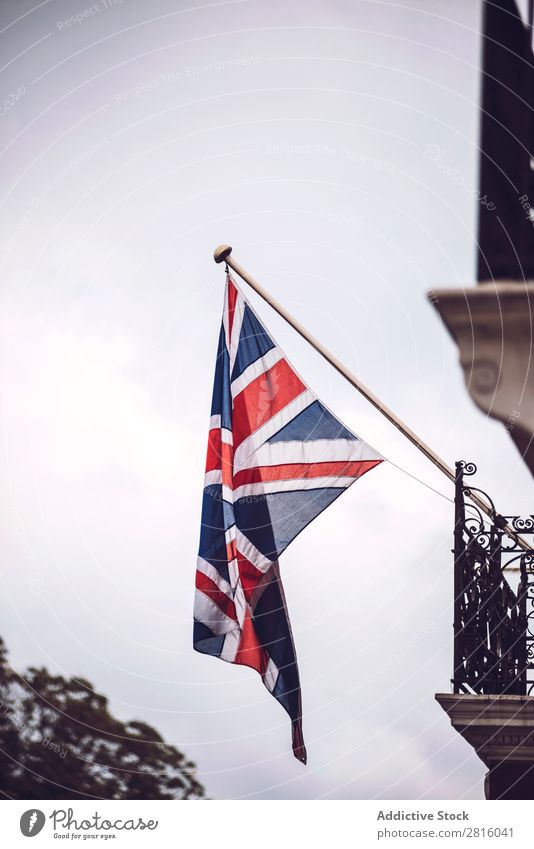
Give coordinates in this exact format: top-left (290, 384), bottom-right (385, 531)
top-left (435, 693), bottom-right (534, 765)
top-left (429, 283), bottom-right (534, 473)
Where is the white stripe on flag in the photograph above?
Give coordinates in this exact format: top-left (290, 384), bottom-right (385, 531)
top-left (201, 476), bottom-right (235, 512)
top-left (235, 528), bottom-right (274, 573)
top-left (222, 484), bottom-right (234, 504)
top-left (233, 389), bottom-right (315, 472)
top-left (220, 628), bottom-right (240, 662)
top-left (233, 475), bottom-right (358, 499)
top-left (225, 526), bottom-right (248, 631)
top-left (243, 437), bottom-right (382, 469)
top-left (228, 290), bottom-right (246, 373)
top-left (262, 657), bottom-right (279, 693)
top-left (231, 347), bottom-right (284, 398)
top-left (221, 427), bottom-right (233, 446)
top-left (204, 470), bottom-right (222, 487)
top-left (196, 557), bottom-right (232, 595)
top-left (194, 590), bottom-right (237, 635)
top-left (222, 285), bottom-right (231, 358)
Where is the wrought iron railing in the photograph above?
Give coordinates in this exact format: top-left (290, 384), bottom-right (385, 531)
top-left (453, 461), bottom-right (534, 696)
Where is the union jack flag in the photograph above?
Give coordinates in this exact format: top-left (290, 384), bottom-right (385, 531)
top-left (194, 273), bottom-right (383, 762)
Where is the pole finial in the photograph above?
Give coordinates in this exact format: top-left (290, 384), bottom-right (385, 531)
top-left (214, 244), bottom-right (232, 264)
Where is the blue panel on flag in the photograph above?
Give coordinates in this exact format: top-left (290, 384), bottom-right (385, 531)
top-left (231, 305), bottom-right (275, 382)
top-left (264, 489), bottom-right (346, 554)
top-left (222, 498), bottom-right (234, 532)
top-left (233, 494), bottom-right (277, 559)
top-left (269, 399), bottom-right (357, 443)
top-left (272, 669), bottom-right (301, 723)
top-left (198, 487), bottom-right (231, 582)
top-left (234, 488), bottom-right (345, 559)
top-left (253, 575), bottom-right (301, 717)
top-left (193, 620), bottom-right (225, 657)
top-left (210, 328), bottom-right (232, 430)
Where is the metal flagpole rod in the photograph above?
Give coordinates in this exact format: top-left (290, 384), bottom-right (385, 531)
top-left (213, 244), bottom-right (531, 553)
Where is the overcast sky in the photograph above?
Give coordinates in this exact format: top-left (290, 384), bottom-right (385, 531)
top-left (0, 0), bottom-right (532, 800)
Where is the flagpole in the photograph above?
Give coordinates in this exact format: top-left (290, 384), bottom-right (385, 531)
top-left (213, 244), bottom-right (531, 553)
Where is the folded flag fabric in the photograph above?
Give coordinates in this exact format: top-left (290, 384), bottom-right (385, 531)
top-left (194, 273), bottom-right (383, 762)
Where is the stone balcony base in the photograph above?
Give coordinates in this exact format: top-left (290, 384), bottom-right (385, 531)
top-left (436, 693), bottom-right (534, 799)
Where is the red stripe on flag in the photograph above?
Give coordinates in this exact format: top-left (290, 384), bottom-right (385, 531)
top-left (226, 537), bottom-right (237, 564)
top-left (233, 459), bottom-right (382, 488)
top-left (205, 430), bottom-right (234, 483)
top-left (232, 359), bottom-right (306, 449)
top-left (227, 280), bottom-right (238, 341)
top-left (234, 608), bottom-right (268, 675)
top-left (236, 551), bottom-right (265, 603)
top-left (205, 428), bottom-right (222, 473)
top-left (221, 441), bottom-right (233, 488)
top-left (195, 571), bottom-right (237, 622)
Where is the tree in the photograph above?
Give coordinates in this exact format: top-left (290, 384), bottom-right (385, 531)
top-left (0, 638), bottom-right (204, 799)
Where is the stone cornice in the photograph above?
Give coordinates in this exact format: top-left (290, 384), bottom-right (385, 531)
top-left (429, 283), bottom-right (534, 473)
top-left (436, 693), bottom-right (534, 765)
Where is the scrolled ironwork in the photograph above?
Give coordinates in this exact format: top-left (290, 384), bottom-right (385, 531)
top-left (458, 460), bottom-right (477, 476)
top-left (452, 461), bottom-right (534, 696)
top-left (513, 516), bottom-right (534, 533)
